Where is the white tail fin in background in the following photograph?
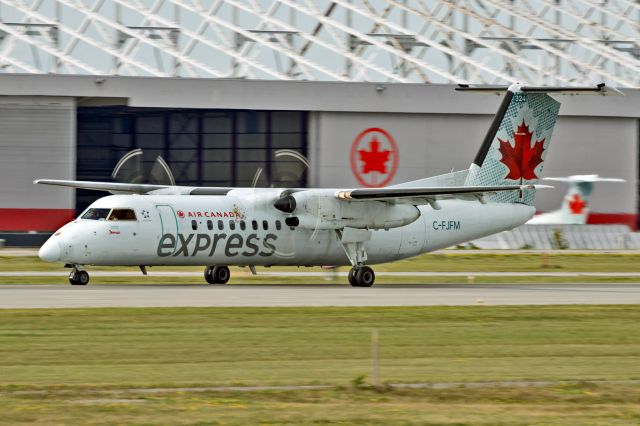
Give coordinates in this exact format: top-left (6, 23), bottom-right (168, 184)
top-left (528, 175), bottom-right (625, 225)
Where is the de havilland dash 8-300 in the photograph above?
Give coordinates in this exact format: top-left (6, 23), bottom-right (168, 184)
top-left (36, 83), bottom-right (619, 287)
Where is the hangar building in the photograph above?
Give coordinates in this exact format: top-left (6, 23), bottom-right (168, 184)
top-left (0, 1), bottom-right (638, 244)
top-left (0, 74), bottom-right (638, 244)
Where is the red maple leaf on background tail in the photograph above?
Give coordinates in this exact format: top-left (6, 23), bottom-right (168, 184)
top-left (358, 137), bottom-right (390, 174)
top-left (568, 194), bottom-right (587, 214)
top-left (498, 121), bottom-right (545, 180)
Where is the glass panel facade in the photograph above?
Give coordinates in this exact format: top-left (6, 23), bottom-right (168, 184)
top-left (76, 107), bottom-right (308, 213)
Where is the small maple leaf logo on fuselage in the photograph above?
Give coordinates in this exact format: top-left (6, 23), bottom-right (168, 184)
top-left (498, 121), bottom-right (545, 181)
top-left (358, 138), bottom-right (390, 174)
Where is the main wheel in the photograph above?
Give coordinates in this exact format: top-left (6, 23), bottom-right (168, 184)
top-left (355, 266), bottom-right (375, 287)
top-left (204, 266), bottom-right (216, 284)
top-left (213, 266), bottom-right (230, 284)
top-left (204, 266), bottom-right (230, 284)
top-left (69, 270), bottom-right (89, 285)
top-left (348, 267), bottom-right (358, 286)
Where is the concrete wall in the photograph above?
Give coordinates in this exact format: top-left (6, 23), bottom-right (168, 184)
top-left (313, 111), bottom-right (638, 215)
top-left (0, 96), bottom-right (76, 231)
top-left (0, 76), bottom-right (636, 233)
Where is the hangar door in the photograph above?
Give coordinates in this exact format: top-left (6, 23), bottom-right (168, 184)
top-left (76, 107), bottom-right (309, 214)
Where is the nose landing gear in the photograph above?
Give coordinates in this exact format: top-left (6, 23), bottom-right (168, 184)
top-left (204, 266), bottom-right (230, 284)
top-left (69, 268), bottom-right (89, 285)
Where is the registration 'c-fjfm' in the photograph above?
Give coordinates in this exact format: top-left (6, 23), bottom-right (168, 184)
top-left (36, 83), bottom-right (620, 287)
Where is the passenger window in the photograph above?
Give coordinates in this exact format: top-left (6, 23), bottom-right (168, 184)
top-left (191, 220), bottom-right (198, 230)
top-left (108, 209), bottom-right (137, 221)
top-left (207, 220), bottom-right (213, 231)
top-left (218, 220), bottom-right (224, 231)
top-left (82, 208), bottom-right (111, 220)
top-left (229, 221), bottom-right (236, 231)
top-left (240, 220), bottom-right (246, 231)
top-left (275, 220), bottom-right (282, 230)
top-left (262, 220), bottom-right (268, 230)
top-left (252, 220), bottom-right (258, 230)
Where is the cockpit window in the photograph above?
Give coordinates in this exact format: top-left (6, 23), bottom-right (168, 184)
top-left (108, 209), bottom-right (137, 221)
top-left (81, 208), bottom-right (111, 220)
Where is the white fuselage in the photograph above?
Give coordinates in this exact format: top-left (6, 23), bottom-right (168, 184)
top-left (41, 193), bottom-right (535, 267)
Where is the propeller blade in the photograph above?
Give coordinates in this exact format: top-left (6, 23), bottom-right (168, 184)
top-left (111, 148), bottom-right (144, 183)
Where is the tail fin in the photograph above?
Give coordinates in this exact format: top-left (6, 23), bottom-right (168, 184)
top-left (547, 175), bottom-right (624, 224)
top-left (558, 181), bottom-right (592, 224)
top-left (459, 83), bottom-right (619, 204)
top-left (463, 84), bottom-right (560, 205)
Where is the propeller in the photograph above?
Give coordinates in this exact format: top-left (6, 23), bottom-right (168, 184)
top-left (250, 149), bottom-right (310, 189)
top-left (249, 150), bottom-right (316, 258)
top-left (111, 149), bottom-right (176, 186)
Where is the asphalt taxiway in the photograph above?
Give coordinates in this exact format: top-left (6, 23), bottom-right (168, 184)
top-left (1, 283), bottom-right (639, 308)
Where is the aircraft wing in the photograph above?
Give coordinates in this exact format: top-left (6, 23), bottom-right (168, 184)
top-left (336, 184), bottom-right (550, 203)
top-left (34, 179), bottom-right (232, 195)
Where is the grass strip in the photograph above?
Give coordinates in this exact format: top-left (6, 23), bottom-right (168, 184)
top-left (1, 305), bottom-right (639, 424)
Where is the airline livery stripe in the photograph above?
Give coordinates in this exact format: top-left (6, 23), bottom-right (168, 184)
top-left (473, 90), bottom-right (514, 167)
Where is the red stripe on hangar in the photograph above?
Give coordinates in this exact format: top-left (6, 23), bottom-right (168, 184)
top-left (0, 208), bottom-right (76, 232)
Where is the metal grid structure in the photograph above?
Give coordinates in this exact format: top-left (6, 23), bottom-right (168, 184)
top-left (0, 0), bottom-right (637, 86)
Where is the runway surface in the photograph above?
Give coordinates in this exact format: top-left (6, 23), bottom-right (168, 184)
top-left (1, 283), bottom-right (640, 308)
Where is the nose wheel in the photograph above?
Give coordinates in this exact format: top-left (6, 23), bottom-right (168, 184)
top-left (204, 266), bottom-right (230, 284)
top-left (348, 266), bottom-right (375, 287)
top-left (69, 269), bottom-right (89, 286)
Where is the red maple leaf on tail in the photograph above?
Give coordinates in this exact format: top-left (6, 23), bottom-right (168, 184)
top-left (358, 137), bottom-right (390, 174)
top-left (498, 121), bottom-right (545, 180)
top-left (568, 194), bottom-right (586, 214)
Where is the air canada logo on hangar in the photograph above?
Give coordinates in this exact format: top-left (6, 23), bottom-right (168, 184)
top-left (350, 127), bottom-right (399, 188)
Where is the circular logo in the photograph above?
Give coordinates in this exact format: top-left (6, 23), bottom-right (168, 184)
top-left (350, 127), bottom-right (399, 188)
top-left (177, 210), bottom-right (185, 219)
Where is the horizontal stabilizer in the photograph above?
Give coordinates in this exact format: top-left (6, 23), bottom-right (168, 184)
top-left (456, 83), bottom-right (622, 96)
top-left (543, 175), bottom-right (625, 183)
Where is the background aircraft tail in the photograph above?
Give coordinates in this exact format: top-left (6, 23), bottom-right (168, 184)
top-left (528, 175), bottom-right (625, 224)
top-left (462, 84), bottom-right (561, 205)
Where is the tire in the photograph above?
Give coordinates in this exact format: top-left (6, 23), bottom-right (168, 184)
top-left (204, 266), bottom-right (217, 284)
top-left (213, 266), bottom-right (230, 284)
top-left (69, 271), bottom-right (89, 286)
top-left (348, 267), bottom-right (358, 286)
top-left (355, 266), bottom-right (375, 287)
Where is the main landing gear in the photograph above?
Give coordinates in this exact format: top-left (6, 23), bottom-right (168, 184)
top-left (204, 266), bottom-right (230, 284)
top-left (68, 267), bottom-right (89, 285)
top-left (337, 228), bottom-right (376, 287)
top-left (348, 265), bottom-right (375, 287)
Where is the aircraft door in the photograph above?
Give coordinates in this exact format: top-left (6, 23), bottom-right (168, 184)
top-left (156, 205), bottom-right (178, 254)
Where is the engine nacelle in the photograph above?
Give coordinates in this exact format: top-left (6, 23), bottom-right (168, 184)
top-left (275, 191), bottom-right (420, 230)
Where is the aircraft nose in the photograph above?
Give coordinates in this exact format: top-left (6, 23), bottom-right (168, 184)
top-left (39, 239), bottom-right (61, 262)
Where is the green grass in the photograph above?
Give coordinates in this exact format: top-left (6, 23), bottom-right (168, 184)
top-left (1, 305), bottom-right (640, 424)
top-left (3, 384), bottom-right (640, 425)
top-left (3, 252), bottom-right (640, 272)
top-left (2, 253), bottom-right (640, 285)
